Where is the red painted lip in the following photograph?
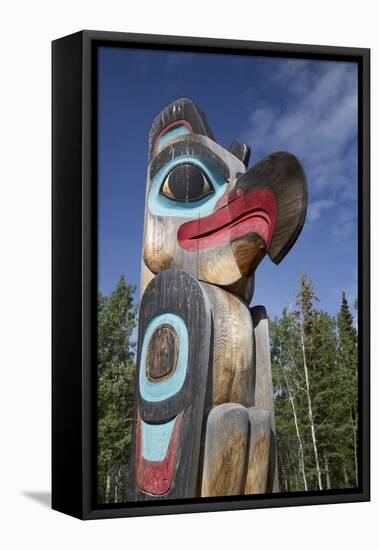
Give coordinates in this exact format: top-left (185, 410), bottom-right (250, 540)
top-left (136, 413), bottom-right (183, 496)
top-left (177, 188), bottom-right (277, 252)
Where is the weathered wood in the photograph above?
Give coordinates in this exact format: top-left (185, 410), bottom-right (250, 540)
top-left (146, 325), bottom-right (178, 380)
top-left (230, 234), bottom-right (266, 277)
top-left (135, 412), bottom-right (183, 496)
top-left (140, 259), bottom-right (154, 295)
top-left (236, 152), bottom-right (307, 265)
top-left (129, 97), bottom-right (307, 501)
top-left (128, 269), bottom-right (212, 500)
top-left (201, 403), bottom-right (250, 497)
top-left (143, 132), bottom-right (249, 288)
top-left (251, 305), bottom-right (273, 411)
top-left (224, 273), bottom-right (255, 303)
top-left (245, 408), bottom-right (271, 494)
top-left (228, 140), bottom-right (251, 167)
top-left (202, 283), bottom-right (254, 407)
top-left (149, 97), bottom-right (215, 159)
top-left (148, 135), bottom-right (238, 190)
top-left (251, 305), bottom-right (278, 492)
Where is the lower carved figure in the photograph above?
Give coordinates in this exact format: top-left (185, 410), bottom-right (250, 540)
top-left (128, 98), bottom-right (307, 500)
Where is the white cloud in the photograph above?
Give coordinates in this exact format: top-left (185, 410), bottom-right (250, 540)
top-left (244, 59), bottom-right (358, 240)
top-left (307, 199), bottom-right (335, 224)
top-left (332, 206), bottom-right (357, 241)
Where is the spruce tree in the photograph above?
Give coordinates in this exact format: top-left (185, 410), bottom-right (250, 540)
top-left (336, 291), bottom-right (358, 487)
top-left (271, 276), bottom-right (358, 492)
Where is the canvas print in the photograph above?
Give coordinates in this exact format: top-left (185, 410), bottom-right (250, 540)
top-left (97, 48), bottom-right (358, 504)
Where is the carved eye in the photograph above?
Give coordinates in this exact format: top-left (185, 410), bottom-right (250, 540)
top-left (160, 163), bottom-right (214, 202)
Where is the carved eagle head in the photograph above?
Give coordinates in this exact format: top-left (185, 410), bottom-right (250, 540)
top-left (142, 98), bottom-right (307, 301)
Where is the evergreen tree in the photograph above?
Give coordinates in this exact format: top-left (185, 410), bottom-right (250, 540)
top-left (271, 277), bottom-right (358, 492)
top-left (336, 291), bottom-right (358, 486)
top-left (95, 274), bottom-right (358, 499)
top-left (271, 310), bottom-right (309, 492)
top-left (97, 276), bottom-right (137, 503)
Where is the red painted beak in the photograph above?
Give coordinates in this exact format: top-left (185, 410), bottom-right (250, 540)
top-left (177, 188), bottom-right (277, 253)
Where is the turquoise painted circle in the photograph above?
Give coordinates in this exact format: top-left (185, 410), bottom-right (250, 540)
top-left (139, 312), bottom-right (189, 402)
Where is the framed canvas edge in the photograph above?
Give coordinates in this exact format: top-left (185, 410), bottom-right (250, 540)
top-left (52, 29), bottom-right (370, 520)
top-left (57, 28), bottom-right (371, 58)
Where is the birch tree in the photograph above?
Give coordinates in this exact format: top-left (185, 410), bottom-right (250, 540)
top-left (271, 276), bottom-right (358, 492)
top-left (294, 275), bottom-right (323, 490)
top-left (271, 312), bottom-right (308, 491)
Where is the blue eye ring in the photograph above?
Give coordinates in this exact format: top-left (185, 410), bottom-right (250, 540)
top-left (148, 155), bottom-right (227, 218)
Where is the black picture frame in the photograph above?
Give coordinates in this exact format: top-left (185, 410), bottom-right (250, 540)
top-left (52, 30), bottom-right (370, 520)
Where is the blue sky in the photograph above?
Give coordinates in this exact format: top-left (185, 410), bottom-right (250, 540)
top-left (98, 47), bottom-right (358, 318)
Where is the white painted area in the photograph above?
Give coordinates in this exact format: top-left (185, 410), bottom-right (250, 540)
top-left (0, 1), bottom-right (377, 549)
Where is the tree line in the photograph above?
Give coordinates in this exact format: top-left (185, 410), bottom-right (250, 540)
top-left (97, 276), bottom-right (137, 503)
top-left (271, 275), bottom-right (358, 492)
top-left (97, 274), bottom-right (358, 503)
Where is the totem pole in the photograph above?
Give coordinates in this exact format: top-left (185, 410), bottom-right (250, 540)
top-left (129, 98), bottom-right (307, 500)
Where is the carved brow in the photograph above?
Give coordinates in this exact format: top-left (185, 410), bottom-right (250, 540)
top-left (149, 135), bottom-right (230, 182)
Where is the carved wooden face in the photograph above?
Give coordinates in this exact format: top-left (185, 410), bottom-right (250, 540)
top-left (143, 99), bottom-right (307, 297)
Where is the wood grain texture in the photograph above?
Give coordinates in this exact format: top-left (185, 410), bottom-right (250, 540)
top-left (236, 151), bottom-right (307, 265)
top-left (251, 305), bottom-right (273, 412)
top-left (228, 140), bottom-right (250, 167)
top-left (201, 403), bottom-right (250, 497)
top-left (149, 98), bottom-right (215, 159)
top-left (251, 305), bottom-right (279, 492)
top-left (140, 259), bottom-right (155, 295)
top-left (146, 325), bottom-right (178, 380)
top-left (245, 407), bottom-right (271, 494)
top-left (128, 269), bottom-right (212, 500)
top-left (148, 134), bottom-right (244, 185)
top-left (135, 413), bottom-right (183, 496)
top-left (203, 283), bottom-right (254, 407)
top-left (224, 273), bottom-right (255, 303)
top-left (230, 234), bottom-right (266, 277)
top-left (130, 99), bottom-right (304, 502)
top-left (143, 130), bottom-right (255, 291)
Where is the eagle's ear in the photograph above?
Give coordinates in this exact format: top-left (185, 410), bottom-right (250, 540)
top-left (228, 141), bottom-right (251, 168)
top-left (149, 98), bottom-right (215, 161)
